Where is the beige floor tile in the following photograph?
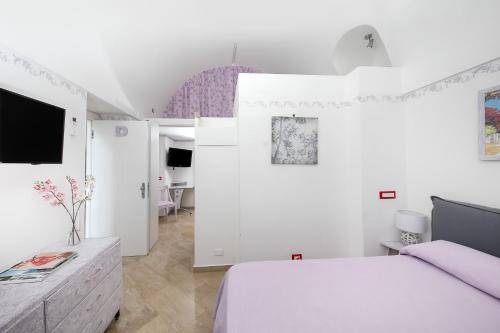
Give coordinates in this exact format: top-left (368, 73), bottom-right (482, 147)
top-left (106, 210), bottom-right (227, 333)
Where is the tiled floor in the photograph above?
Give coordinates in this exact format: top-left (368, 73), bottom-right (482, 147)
top-left (106, 210), bottom-right (226, 333)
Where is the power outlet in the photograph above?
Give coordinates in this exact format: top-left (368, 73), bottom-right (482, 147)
top-left (213, 248), bottom-right (224, 256)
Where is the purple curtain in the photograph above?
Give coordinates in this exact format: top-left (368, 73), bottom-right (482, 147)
top-left (162, 66), bottom-right (258, 118)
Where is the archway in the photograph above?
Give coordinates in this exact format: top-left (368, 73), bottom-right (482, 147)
top-left (333, 25), bottom-right (391, 75)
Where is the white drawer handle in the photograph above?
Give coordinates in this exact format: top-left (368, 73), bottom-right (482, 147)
top-left (86, 293), bottom-right (103, 311)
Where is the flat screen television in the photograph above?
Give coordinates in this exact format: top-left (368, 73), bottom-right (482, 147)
top-left (0, 88), bottom-right (65, 164)
top-left (167, 147), bottom-right (192, 167)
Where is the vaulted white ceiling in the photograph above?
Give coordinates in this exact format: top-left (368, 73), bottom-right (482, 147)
top-left (1, 0), bottom-right (499, 118)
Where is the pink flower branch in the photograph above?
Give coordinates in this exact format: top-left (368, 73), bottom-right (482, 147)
top-left (34, 176), bottom-right (95, 244)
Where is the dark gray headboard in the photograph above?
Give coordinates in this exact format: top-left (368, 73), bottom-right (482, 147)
top-left (431, 196), bottom-right (500, 257)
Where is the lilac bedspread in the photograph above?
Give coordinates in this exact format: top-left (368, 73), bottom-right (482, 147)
top-left (213, 241), bottom-right (500, 333)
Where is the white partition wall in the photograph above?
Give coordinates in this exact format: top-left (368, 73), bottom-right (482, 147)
top-left (236, 69), bottom-right (406, 262)
top-left (194, 68), bottom-right (407, 267)
top-left (194, 118), bottom-right (240, 267)
top-left (237, 74), bottom-right (366, 262)
top-left (343, 68), bottom-right (407, 256)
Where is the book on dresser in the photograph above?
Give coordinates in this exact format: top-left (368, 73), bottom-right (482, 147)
top-left (0, 237), bottom-right (122, 333)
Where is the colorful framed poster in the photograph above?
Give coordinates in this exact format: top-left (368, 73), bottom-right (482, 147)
top-left (479, 85), bottom-right (500, 160)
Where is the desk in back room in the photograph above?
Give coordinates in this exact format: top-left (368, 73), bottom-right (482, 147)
top-left (170, 182), bottom-right (194, 210)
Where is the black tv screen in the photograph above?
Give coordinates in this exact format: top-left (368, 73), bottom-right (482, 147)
top-left (167, 148), bottom-right (192, 167)
top-left (0, 88), bottom-right (65, 164)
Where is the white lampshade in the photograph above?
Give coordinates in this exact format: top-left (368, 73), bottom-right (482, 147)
top-left (395, 210), bottom-right (427, 234)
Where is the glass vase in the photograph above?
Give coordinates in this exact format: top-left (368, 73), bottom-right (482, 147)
top-left (68, 223), bottom-right (81, 246)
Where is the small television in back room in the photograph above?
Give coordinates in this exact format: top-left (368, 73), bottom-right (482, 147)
top-left (0, 88), bottom-right (66, 164)
top-left (167, 147), bottom-right (192, 167)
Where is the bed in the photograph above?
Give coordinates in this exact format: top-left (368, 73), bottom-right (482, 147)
top-left (213, 196), bottom-right (500, 333)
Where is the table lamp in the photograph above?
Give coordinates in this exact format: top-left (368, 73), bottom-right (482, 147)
top-left (395, 210), bottom-right (427, 245)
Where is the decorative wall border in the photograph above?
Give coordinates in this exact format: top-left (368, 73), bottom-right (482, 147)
top-left (241, 95), bottom-right (402, 109)
top-left (403, 57), bottom-right (500, 101)
top-left (240, 57), bottom-right (500, 109)
top-left (0, 45), bottom-right (87, 99)
top-left (2, 44), bottom-right (499, 111)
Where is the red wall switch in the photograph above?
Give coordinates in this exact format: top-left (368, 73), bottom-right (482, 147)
top-left (291, 253), bottom-right (302, 260)
top-left (379, 191), bottom-right (396, 199)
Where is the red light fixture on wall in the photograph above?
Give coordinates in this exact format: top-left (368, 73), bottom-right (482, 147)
top-left (379, 191), bottom-right (396, 199)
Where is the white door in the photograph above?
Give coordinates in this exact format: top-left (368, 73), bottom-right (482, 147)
top-left (148, 122), bottom-right (159, 250)
top-left (89, 120), bottom-right (149, 256)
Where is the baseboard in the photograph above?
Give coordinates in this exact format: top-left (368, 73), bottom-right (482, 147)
top-left (192, 264), bottom-right (232, 272)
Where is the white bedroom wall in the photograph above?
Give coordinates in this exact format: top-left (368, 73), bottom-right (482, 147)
top-left (376, 0), bottom-right (500, 93)
top-left (0, 46), bottom-right (86, 270)
top-left (405, 59), bottom-right (500, 240)
top-left (236, 69), bottom-right (406, 262)
top-left (237, 74), bottom-right (366, 262)
top-left (346, 67), bottom-right (407, 256)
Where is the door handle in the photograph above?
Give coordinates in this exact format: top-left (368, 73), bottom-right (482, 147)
top-left (140, 182), bottom-right (146, 199)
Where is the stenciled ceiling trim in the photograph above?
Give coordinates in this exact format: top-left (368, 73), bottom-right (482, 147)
top-left (241, 57), bottom-right (500, 109)
top-left (0, 45), bottom-right (87, 99)
top-left (240, 95), bottom-right (402, 109)
top-left (1, 45), bottom-right (499, 110)
top-left (403, 56), bottom-right (500, 101)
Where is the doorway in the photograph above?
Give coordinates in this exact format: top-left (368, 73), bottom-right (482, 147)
top-left (158, 125), bottom-right (195, 216)
top-left (151, 119), bottom-right (196, 258)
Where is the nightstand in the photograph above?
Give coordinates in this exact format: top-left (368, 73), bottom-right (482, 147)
top-left (380, 241), bottom-right (405, 255)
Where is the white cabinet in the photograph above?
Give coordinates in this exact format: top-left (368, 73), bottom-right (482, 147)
top-left (0, 238), bottom-right (122, 333)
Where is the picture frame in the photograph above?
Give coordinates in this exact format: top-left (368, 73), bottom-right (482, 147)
top-left (271, 116), bottom-right (318, 165)
top-left (478, 85), bottom-right (500, 160)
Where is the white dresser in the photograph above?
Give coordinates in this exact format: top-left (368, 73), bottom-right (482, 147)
top-left (0, 237), bottom-right (122, 333)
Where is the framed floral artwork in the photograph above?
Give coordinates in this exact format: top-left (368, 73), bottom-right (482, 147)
top-left (479, 85), bottom-right (500, 160)
top-left (271, 116), bottom-right (318, 165)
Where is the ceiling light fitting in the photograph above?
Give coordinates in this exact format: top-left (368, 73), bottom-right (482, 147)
top-left (364, 34), bottom-right (374, 48)
top-left (232, 43), bottom-right (238, 66)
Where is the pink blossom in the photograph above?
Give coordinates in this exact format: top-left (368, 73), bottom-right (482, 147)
top-left (34, 176), bottom-right (95, 224)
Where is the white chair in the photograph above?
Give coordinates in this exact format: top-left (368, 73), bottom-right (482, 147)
top-left (158, 185), bottom-right (177, 220)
